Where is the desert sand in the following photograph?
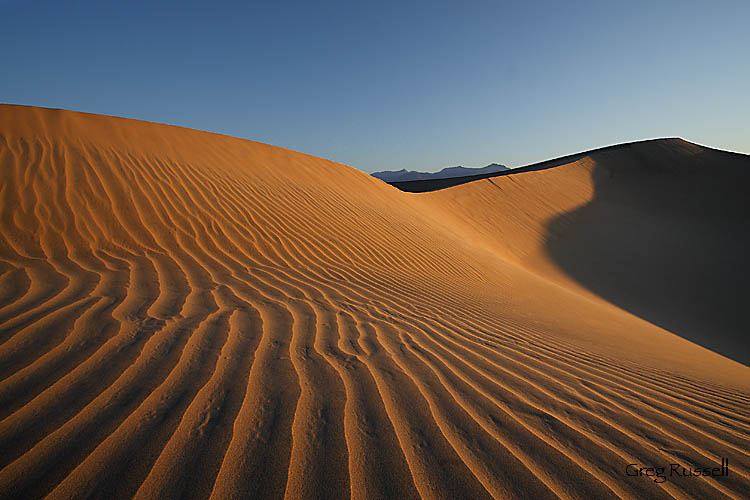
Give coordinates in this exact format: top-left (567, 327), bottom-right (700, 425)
top-left (0, 105), bottom-right (747, 499)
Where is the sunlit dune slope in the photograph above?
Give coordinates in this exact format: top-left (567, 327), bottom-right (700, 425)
top-left (1, 105), bottom-right (748, 500)
top-left (420, 139), bottom-right (750, 365)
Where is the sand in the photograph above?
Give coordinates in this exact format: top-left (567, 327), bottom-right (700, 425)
top-left (0, 104), bottom-right (747, 499)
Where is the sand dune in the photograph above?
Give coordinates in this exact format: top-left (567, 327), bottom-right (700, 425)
top-left (0, 105), bottom-right (748, 499)
top-left (418, 139), bottom-right (750, 365)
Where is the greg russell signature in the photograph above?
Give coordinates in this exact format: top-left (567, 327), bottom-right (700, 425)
top-left (626, 458), bottom-right (729, 483)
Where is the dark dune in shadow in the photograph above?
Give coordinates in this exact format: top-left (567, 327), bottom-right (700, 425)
top-left (390, 137), bottom-right (749, 364)
top-left (543, 139), bottom-right (750, 365)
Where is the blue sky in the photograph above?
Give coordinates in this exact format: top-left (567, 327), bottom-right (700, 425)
top-left (2, 0), bottom-right (748, 173)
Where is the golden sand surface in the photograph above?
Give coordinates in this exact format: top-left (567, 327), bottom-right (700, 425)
top-left (0, 105), bottom-right (747, 499)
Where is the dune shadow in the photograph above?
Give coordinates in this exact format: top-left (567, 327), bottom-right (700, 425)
top-left (542, 142), bottom-right (750, 365)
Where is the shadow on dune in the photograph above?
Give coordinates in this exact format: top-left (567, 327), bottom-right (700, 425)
top-left (543, 140), bottom-right (750, 365)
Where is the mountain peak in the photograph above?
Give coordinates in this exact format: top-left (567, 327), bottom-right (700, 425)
top-left (372, 163), bottom-right (508, 183)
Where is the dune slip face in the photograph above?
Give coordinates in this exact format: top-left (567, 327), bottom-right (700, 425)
top-left (0, 105), bottom-right (748, 500)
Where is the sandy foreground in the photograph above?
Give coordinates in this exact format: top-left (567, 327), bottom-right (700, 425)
top-left (0, 105), bottom-right (747, 500)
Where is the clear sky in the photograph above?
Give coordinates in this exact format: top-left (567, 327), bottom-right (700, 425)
top-left (2, 1), bottom-right (748, 173)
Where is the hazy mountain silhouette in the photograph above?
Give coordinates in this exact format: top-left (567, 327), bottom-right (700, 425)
top-left (372, 163), bottom-right (508, 182)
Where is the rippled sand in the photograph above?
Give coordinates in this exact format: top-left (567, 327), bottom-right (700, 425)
top-left (0, 105), bottom-right (747, 499)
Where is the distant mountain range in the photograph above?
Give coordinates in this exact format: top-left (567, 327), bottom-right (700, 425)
top-left (371, 163), bottom-right (508, 183)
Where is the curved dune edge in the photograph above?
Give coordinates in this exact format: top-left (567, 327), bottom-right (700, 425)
top-left (418, 138), bottom-right (750, 365)
top-left (0, 105), bottom-right (747, 499)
